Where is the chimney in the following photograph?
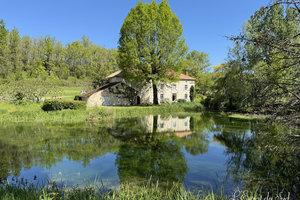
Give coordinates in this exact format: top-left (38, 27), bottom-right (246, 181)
top-left (185, 71), bottom-right (188, 76)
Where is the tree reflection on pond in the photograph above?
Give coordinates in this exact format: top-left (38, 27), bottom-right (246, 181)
top-left (213, 118), bottom-right (300, 199)
top-left (108, 115), bottom-right (211, 187)
top-left (0, 114), bottom-right (298, 197)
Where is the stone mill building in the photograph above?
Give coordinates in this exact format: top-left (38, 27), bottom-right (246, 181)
top-left (80, 70), bottom-right (195, 107)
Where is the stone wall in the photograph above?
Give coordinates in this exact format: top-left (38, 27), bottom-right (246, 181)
top-left (138, 82), bottom-right (154, 105)
top-left (157, 80), bottom-right (195, 103)
top-left (86, 83), bottom-right (137, 107)
top-left (136, 80), bottom-right (195, 105)
top-left (86, 77), bottom-right (195, 106)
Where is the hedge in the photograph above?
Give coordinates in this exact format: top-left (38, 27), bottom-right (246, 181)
top-left (177, 99), bottom-right (187, 103)
top-left (42, 99), bottom-right (86, 111)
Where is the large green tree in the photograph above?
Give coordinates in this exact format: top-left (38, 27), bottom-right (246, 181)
top-left (20, 36), bottom-right (32, 71)
top-left (208, 2), bottom-right (299, 125)
top-left (186, 50), bottom-right (210, 75)
top-left (0, 20), bottom-right (9, 78)
top-left (40, 35), bottom-right (55, 74)
top-left (230, 2), bottom-right (299, 124)
top-left (184, 50), bottom-right (212, 100)
top-left (8, 27), bottom-right (21, 73)
top-left (118, 0), bottom-right (188, 104)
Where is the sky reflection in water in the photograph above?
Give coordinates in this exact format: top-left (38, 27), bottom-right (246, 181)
top-left (1, 114), bottom-right (298, 196)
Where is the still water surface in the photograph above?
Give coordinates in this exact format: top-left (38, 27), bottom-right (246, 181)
top-left (0, 113), bottom-right (298, 196)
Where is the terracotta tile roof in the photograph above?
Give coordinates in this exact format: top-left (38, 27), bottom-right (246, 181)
top-left (106, 70), bottom-right (196, 81)
top-left (81, 82), bottom-right (120, 98)
top-left (179, 74), bottom-right (196, 81)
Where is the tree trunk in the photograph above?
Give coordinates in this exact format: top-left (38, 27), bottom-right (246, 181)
top-left (153, 115), bottom-right (158, 133)
top-left (153, 82), bottom-right (159, 105)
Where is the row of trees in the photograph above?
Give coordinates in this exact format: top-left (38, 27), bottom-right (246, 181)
top-left (1, 9), bottom-right (210, 98)
top-left (0, 20), bottom-right (118, 88)
top-left (206, 1), bottom-right (299, 125)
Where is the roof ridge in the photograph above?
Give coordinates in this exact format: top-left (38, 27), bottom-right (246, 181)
top-left (81, 82), bottom-right (121, 98)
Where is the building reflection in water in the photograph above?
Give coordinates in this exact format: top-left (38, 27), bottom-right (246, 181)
top-left (139, 115), bottom-right (192, 138)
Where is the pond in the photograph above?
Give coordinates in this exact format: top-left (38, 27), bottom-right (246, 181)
top-left (0, 113), bottom-right (299, 197)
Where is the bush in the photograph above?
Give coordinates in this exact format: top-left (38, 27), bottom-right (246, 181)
top-left (74, 95), bottom-right (82, 100)
top-left (180, 102), bottom-right (203, 112)
top-left (160, 98), bottom-right (172, 104)
top-left (42, 99), bottom-right (86, 111)
top-left (190, 85), bottom-right (195, 102)
top-left (177, 99), bottom-right (187, 103)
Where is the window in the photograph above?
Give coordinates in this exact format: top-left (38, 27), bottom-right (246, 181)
top-left (184, 121), bottom-right (188, 127)
top-left (160, 85), bottom-right (164, 90)
top-left (172, 121), bottom-right (177, 127)
top-left (172, 84), bottom-right (177, 90)
top-left (159, 123), bottom-right (164, 128)
top-left (160, 94), bottom-right (164, 99)
top-left (184, 85), bottom-right (188, 90)
top-left (185, 94), bottom-right (188, 99)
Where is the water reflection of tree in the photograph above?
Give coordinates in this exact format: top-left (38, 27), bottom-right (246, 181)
top-left (115, 133), bottom-right (188, 187)
top-left (0, 114), bottom-right (216, 187)
top-left (214, 122), bottom-right (300, 199)
top-left (0, 141), bottom-right (34, 182)
top-left (112, 116), bottom-right (214, 186)
top-left (183, 115), bottom-right (211, 155)
top-left (0, 122), bottom-right (121, 181)
top-left (116, 139), bottom-right (187, 185)
top-left (110, 117), bottom-right (184, 186)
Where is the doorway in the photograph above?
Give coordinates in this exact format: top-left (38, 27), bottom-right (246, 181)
top-left (172, 93), bottom-right (177, 102)
top-left (137, 96), bottom-right (141, 105)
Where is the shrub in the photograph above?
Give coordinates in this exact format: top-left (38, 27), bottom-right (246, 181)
top-left (42, 99), bottom-right (86, 111)
top-left (177, 99), bottom-right (187, 103)
top-left (160, 98), bottom-right (171, 104)
top-left (74, 95), bottom-right (82, 100)
top-left (182, 102), bottom-right (203, 112)
top-left (190, 85), bottom-right (195, 102)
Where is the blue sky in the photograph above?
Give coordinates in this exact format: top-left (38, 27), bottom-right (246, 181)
top-left (0, 0), bottom-right (270, 67)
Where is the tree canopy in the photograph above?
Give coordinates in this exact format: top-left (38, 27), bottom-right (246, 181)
top-left (205, 1), bottom-right (300, 125)
top-left (0, 21), bottom-right (118, 88)
top-left (118, 0), bottom-right (188, 104)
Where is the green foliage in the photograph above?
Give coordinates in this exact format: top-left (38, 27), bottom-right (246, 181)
top-left (214, 121), bottom-right (300, 198)
top-left (183, 50), bottom-right (213, 99)
top-left (186, 50), bottom-right (210, 74)
top-left (0, 181), bottom-right (223, 200)
top-left (177, 99), bottom-right (187, 103)
top-left (118, 0), bottom-right (188, 104)
top-left (189, 85), bottom-right (195, 102)
top-left (0, 101), bottom-right (203, 123)
top-left (0, 20), bottom-right (9, 78)
top-left (178, 102), bottom-right (203, 112)
top-left (0, 79), bottom-right (60, 103)
top-left (90, 48), bottom-right (118, 88)
top-left (8, 28), bottom-right (21, 73)
top-left (207, 2), bottom-right (300, 123)
top-left (210, 54), bottom-right (251, 111)
top-left (0, 19), bottom-right (118, 84)
top-left (41, 99), bottom-right (86, 111)
top-left (0, 179), bottom-right (286, 200)
top-left (160, 98), bottom-right (172, 104)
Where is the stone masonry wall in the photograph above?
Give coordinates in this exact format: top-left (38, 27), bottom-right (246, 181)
top-left (86, 83), bottom-right (137, 107)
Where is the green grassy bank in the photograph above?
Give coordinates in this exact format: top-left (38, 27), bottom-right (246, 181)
top-left (0, 181), bottom-right (267, 200)
top-left (0, 102), bottom-right (203, 123)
